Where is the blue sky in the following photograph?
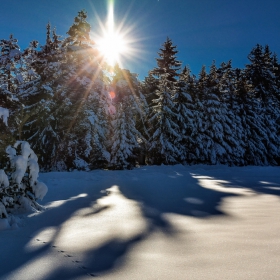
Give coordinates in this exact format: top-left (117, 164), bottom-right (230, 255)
top-left (1, 0), bottom-right (280, 80)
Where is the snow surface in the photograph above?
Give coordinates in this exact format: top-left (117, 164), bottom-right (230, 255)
top-left (0, 169), bottom-right (9, 188)
top-left (0, 107), bottom-right (9, 126)
top-left (0, 165), bottom-right (280, 279)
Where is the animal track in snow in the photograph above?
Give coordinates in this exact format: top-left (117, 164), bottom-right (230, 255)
top-left (34, 237), bottom-right (98, 277)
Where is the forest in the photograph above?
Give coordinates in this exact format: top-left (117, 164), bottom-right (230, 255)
top-left (1, 10), bottom-right (280, 172)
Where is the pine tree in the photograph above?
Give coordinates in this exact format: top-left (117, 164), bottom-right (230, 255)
top-left (151, 37), bottom-right (181, 83)
top-left (0, 141), bottom-right (47, 219)
top-left (22, 25), bottom-right (65, 170)
top-left (110, 101), bottom-right (141, 169)
top-left (0, 35), bottom-right (21, 130)
top-left (189, 65), bottom-right (208, 164)
top-left (148, 74), bottom-right (182, 164)
top-left (246, 44), bottom-right (280, 164)
top-left (109, 66), bottom-right (145, 168)
top-left (148, 38), bottom-right (182, 164)
top-left (141, 71), bottom-right (159, 107)
top-left (218, 61), bottom-right (245, 165)
top-left (173, 66), bottom-right (195, 163)
top-left (66, 10), bottom-right (92, 46)
top-left (0, 35), bottom-right (40, 160)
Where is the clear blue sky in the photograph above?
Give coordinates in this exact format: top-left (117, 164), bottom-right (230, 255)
top-left (1, 0), bottom-right (280, 80)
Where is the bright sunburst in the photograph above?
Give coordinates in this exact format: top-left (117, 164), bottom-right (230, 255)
top-left (97, 3), bottom-right (127, 66)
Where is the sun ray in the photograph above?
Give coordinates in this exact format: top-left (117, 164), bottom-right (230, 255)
top-left (95, 1), bottom-right (129, 67)
top-left (88, 0), bottom-right (152, 77)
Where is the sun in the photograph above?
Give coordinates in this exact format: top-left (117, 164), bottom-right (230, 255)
top-left (98, 31), bottom-right (127, 66)
top-left (96, 3), bottom-right (127, 66)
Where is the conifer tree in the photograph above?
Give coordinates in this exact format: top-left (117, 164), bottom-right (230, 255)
top-left (148, 74), bottom-right (182, 164)
top-left (173, 66), bottom-right (195, 163)
top-left (110, 100), bottom-right (141, 169)
top-left (189, 65), bottom-right (208, 164)
top-left (217, 61), bottom-right (245, 165)
top-left (109, 66), bottom-right (145, 168)
top-left (148, 38), bottom-right (182, 164)
top-left (66, 10), bottom-right (92, 46)
top-left (246, 44), bottom-right (280, 164)
top-left (22, 25), bottom-right (65, 170)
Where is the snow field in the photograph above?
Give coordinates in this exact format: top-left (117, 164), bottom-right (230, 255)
top-left (0, 165), bottom-right (280, 279)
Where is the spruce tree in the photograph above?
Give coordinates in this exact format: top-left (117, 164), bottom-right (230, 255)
top-left (148, 38), bottom-right (182, 164)
top-left (173, 66), bottom-right (195, 163)
top-left (23, 25), bottom-right (65, 170)
top-left (66, 10), bottom-right (92, 46)
top-left (246, 44), bottom-right (280, 164)
top-left (109, 66), bottom-right (145, 169)
top-left (218, 61), bottom-right (245, 165)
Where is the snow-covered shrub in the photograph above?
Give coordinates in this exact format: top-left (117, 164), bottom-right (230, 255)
top-left (0, 141), bottom-right (48, 219)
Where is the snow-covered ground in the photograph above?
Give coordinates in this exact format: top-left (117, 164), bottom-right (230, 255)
top-left (1, 165), bottom-right (280, 280)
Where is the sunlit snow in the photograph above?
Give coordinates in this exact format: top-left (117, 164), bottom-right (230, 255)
top-left (0, 165), bottom-right (280, 279)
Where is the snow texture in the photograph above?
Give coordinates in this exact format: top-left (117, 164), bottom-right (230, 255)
top-left (0, 170), bottom-right (9, 188)
top-left (0, 107), bottom-right (9, 126)
top-left (0, 165), bottom-right (280, 280)
top-left (4, 142), bottom-right (48, 207)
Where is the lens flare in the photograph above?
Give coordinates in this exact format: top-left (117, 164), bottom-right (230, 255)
top-left (109, 91), bottom-right (116, 99)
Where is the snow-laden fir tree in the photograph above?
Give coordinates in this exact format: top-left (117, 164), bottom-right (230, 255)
top-left (109, 101), bottom-right (140, 169)
top-left (0, 141), bottom-right (47, 220)
top-left (66, 10), bottom-right (92, 46)
top-left (196, 62), bottom-right (228, 164)
top-left (0, 34), bottom-right (21, 139)
top-left (235, 68), bottom-right (268, 165)
top-left (173, 66), bottom-right (195, 163)
top-left (148, 74), bottom-right (183, 164)
top-left (25, 12), bottom-right (109, 170)
top-left (60, 10), bottom-right (111, 170)
top-left (245, 44), bottom-right (280, 164)
top-left (217, 61), bottom-right (245, 165)
top-left (109, 66), bottom-right (145, 169)
top-left (189, 65), bottom-right (209, 164)
top-left (22, 24), bottom-right (65, 170)
top-left (148, 38), bottom-right (183, 164)
top-left (141, 71), bottom-right (159, 109)
top-left (0, 35), bottom-right (40, 162)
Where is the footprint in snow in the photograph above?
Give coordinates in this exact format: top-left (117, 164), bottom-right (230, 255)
top-left (34, 238), bottom-right (97, 277)
top-left (78, 266), bottom-right (87, 270)
top-left (87, 273), bottom-right (97, 277)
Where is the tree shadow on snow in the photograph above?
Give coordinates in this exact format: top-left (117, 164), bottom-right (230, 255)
top-left (190, 166), bottom-right (280, 198)
top-left (45, 167), bottom-right (242, 278)
top-left (0, 176), bottom-right (108, 280)
top-left (2, 166), bottom-right (274, 279)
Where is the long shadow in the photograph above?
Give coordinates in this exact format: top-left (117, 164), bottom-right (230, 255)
top-left (44, 234), bottom-right (148, 280)
top-left (117, 169), bottom-right (239, 227)
top-left (0, 174), bottom-right (108, 280)
top-left (0, 166), bottom-right (256, 279)
top-left (45, 168), bottom-right (242, 279)
top-left (191, 166), bottom-right (280, 197)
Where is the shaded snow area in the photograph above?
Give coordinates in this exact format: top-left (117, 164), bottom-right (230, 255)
top-left (0, 165), bottom-right (280, 280)
top-left (0, 107), bottom-right (9, 126)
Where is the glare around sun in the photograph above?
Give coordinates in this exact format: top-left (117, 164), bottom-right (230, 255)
top-left (97, 32), bottom-right (127, 66)
top-left (96, 3), bottom-right (127, 66)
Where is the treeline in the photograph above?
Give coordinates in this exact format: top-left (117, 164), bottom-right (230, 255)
top-left (0, 11), bottom-right (280, 171)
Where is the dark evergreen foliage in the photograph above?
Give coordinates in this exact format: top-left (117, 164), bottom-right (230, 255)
top-left (0, 13), bottom-right (280, 169)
